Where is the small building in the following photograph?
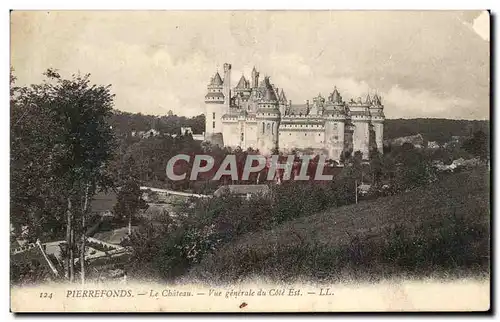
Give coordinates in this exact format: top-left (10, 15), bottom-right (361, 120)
top-left (389, 133), bottom-right (425, 149)
top-left (357, 183), bottom-right (372, 196)
top-left (181, 127), bottom-right (193, 135)
top-left (427, 141), bottom-right (440, 149)
top-left (213, 184), bottom-right (270, 200)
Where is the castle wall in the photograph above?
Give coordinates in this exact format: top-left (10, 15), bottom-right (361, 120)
top-left (279, 122), bottom-right (325, 153)
top-left (205, 102), bottom-right (224, 138)
top-left (221, 120), bottom-right (240, 148)
top-left (244, 121), bottom-right (258, 150)
top-left (221, 117), bottom-right (259, 151)
top-left (372, 121), bottom-right (384, 153)
top-left (256, 119), bottom-right (279, 155)
top-left (324, 120), bottom-right (345, 160)
top-left (351, 118), bottom-right (370, 159)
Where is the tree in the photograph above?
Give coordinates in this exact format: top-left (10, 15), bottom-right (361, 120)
top-left (11, 68), bottom-right (116, 283)
top-left (113, 180), bottom-right (148, 235)
top-left (462, 130), bottom-right (489, 161)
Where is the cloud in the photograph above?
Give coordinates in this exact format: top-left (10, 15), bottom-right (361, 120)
top-left (382, 85), bottom-right (479, 119)
top-left (10, 11), bottom-right (489, 120)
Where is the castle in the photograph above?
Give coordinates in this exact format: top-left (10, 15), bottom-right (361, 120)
top-left (204, 63), bottom-right (385, 161)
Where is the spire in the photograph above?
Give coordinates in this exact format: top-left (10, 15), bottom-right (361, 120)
top-left (365, 94), bottom-right (372, 104)
top-left (330, 86), bottom-right (342, 104)
top-left (279, 89), bottom-right (287, 103)
top-left (236, 74), bottom-right (247, 88)
top-left (212, 72), bottom-right (223, 86)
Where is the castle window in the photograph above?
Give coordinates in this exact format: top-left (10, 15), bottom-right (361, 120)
top-left (305, 133), bottom-right (307, 136)
top-left (241, 132), bottom-right (244, 142)
top-left (213, 112), bottom-right (216, 119)
top-left (213, 121), bottom-right (216, 129)
top-left (262, 123), bottom-right (265, 134)
top-left (334, 135), bottom-right (338, 140)
top-left (267, 123), bottom-right (271, 133)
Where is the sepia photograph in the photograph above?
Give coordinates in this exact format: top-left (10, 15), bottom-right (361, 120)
top-left (9, 9), bottom-right (491, 312)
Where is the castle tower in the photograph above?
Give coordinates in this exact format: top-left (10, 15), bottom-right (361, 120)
top-left (348, 93), bottom-right (372, 160)
top-left (256, 76), bottom-right (280, 155)
top-left (369, 93), bottom-right (385, 154)
top-left (204, 71), bottom-right (225, 145)
top-left (323, 87), bottom-right (346, 160)
top-left (251, 66), bottom-right (260, 88)
top-left (278, 89), bottom-right (288, 116)
top-left (223, 63), bottom-right (232, 113)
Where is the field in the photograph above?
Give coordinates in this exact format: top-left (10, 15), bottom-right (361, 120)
top-left (188, 167), bottom-right (490, 283)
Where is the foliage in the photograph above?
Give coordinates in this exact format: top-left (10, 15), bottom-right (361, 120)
top-left (113, 179), bottom-right (149, 225)
top-left (188, 168), bottom-right (490, 283)
top-left (108, 110), bottom-right (205, 137)
top-left (11, 68), bottom-right (116, 242)
top-left (384, 118), bottom-right (489, 144)
top-left (462, 130), bottom-right (489, 161)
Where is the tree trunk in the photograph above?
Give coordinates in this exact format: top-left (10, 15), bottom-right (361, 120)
top-left (128, 213), bottom-right (132, 235)
top-left (80, 184), bottom-right (90, 285)
top-left (70, 222), bottom-right (74, 282)
top-left (65, 197), bottom-right (72, 280)
top-left (80, 213), bottom-right (85, 285)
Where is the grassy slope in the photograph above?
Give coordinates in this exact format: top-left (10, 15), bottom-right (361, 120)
top-left (189, 168), bottom-right (490, 282)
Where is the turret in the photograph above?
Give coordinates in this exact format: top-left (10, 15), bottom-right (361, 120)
top-left (204, 71), bottom-right (225, 145)
top-left (324, 86), bottom-right (347, 161)
top-left (369, 93), bottom-right (385, 154)
top-left (278, 89), bottom-right (288, 116)
top-left (348, 93), bottom-right (372, 160)
top-left (256, 76), bottom-right (280, 155)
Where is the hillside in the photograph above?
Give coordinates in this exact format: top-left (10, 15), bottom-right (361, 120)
top-left (384, 118), bottom-right (489, 143)
top-left (108, 110), bottom-right (205, 136)
top-left (189, 168), bottom-right (490, 283)
top-left (107, 110), bottom-right (489, 145)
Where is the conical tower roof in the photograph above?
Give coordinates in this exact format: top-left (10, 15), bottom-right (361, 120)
top-left (212, 72), bottom-right (223, 86)
top-left (262, 77), bottom-right (278, 102)
top-left (279, 89), bottom-right (287, 102)
top-left (365, 94), bottom-right (372, 104)
top-left (331, 86), bottom-right (342, 103)
top-left (236, 75), bottom-right (247, 88)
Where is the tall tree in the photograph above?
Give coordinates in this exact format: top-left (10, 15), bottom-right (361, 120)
top-left (11, 68), bottom-right (116, 282)
top-left (113, 180), bottom-right (148, 235)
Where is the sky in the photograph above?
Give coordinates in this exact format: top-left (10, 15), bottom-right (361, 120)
top-left (10, 10), bottom-right (490, 120)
